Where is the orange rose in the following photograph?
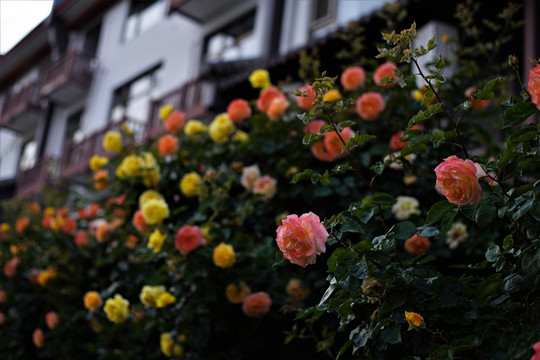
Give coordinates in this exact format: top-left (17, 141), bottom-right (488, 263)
top-left (242, 292), bottom-right (272, 317)
top-left (32, 328), bottom-right (44, 348)
top-left (465, 86), bottom-right (491, 111)
top-left (405, 311), bottom-right (423, 329)
top-left (157, 134), bottom-right (179, 157)
top-left (74, 230), bottom-right (89, 247)
top-left (227, 98), bottom-right (252, 122)
top-left (84, 291), bottom-right (103, 311)
top-left (266, 96), bottom-right (289, 121)
top-left (15, 217), bottom-right (29, 234)
top-left (341, 66), bottom-right (366, 91)
top-left (356, 92), bottom-right (385, 121)
top-left (164, 110), bottom-right (185, 133)
top-left (256, 87), bottom-right (283, 112)
top-left (132, 210), bottom-right (149, 233)
top-left (404, 234), bottom-right (430, 255)
top-left (225, 282), bottom-right (251, 304)
top-left (286, 279), bottom-right (309, 301)
top-left (93, 170), bottom-right (108, 190)
top-left (61, 217), bottom-right (77, 234)
top-left (3, 257), bottom-right (19, 277)
top-left (45, 311), bottom-right (59, 330)
top-left (373, 62), bottom-right (399, 87)
top-left (125, 235), bottom-right (139, 249)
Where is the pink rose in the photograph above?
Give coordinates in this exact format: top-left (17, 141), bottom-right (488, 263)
top-left (275, 212), bottom-right (329, 267)
top-left (434, 155), bottom-right (486, 206)
top-left (46, 311), bottom-right (59, 329)
top-left (356, 92), bottom-right (385, 121)
top-left (242, 292), bottom-right (272, 317)
top-left (253, 176), bottom-right (277, 200)
top-left (296, 85), bottom-right (316, 110)
top-left (528, 64), bottom-right (540, 110)
top-left (267, 96), bottom-right (289, 121)
top-left (227, 99), bottom-right (252, 122)
top-left (304, 120), bottom-right (326, 134)
top-left (175, 225), bottom-right (207, 256)
top-left (341, 66), bottom-right (366, 91)
top-left (373, 62), bottom-right (399, 87)
top-left (404, 234), bottom-right (430, 255)
top-left (33, 328), bottom-right (44, 348)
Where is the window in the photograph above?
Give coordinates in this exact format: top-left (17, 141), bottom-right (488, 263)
top-left (310, 0), bottom-right (336, 34)
top-left (123, 0), bottom-right (164, 42)
top-left (19, 139), bottom-right (37, 171)
top-left (84, 21), bottom-right (102, 57)
top-left (64, 110), bottom-right (84, 145)
top-left (202, 9), bottom-right (257, 63)
top-left (109, 65), bottom-right (161, 138)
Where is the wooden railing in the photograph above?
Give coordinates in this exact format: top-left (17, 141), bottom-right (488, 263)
top-left (146, 78), bottom-right (214, 139)
top-left (0, 82), bottom-right (41, 127)
top-left (39, 51), bottom-right (94, 99)
top-left (15, 156), bottom-right (54, 197)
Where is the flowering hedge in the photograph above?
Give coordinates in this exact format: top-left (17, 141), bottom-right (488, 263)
top-left (0, 2), bottom-right (539, 359)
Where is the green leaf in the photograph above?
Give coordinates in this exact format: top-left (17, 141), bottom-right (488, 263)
top-left (522, 249), bottom-right (540, 274)
top-left (485, 244), bottom-right (500, 262)
top-left (371, 193), bottom-right (396, 207)
top-left (381, 327), bottom-right (401, 344)
top-left (319, 284), bottom-right (336, 306)
top-left (343, 134), bottom-right (376, 151)
top-left (401, 143), bottom-right (428, 156)
top-left (416, 226), bottom-right (439, 238)
top-left (337, 340), bottom-right (353, 359)
top-left (425, 201), bottom-right (455, 225)
top-left (502, 101), bottom-right (537, 128)
top-left (394, 221), bottom-right (417, 240)
top-left (475, 205), bottom-right (496, 227)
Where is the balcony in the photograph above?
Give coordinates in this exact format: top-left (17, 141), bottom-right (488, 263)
top-left (168, 0), bottom-right (247, 22)
top-left (0, 83), bottom-right (42, 133)
top-left (15, 156), bottom-right (55, 198)
top-left (39, 51), bottom-right (94, 104)
top-left (146, 78), bottom-right (215, 139)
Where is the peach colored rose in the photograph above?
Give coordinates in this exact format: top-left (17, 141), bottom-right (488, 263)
top-left (157, 134), bottom-right (179, 156)
top-left (528, 64), bottom-right (540, 110)
top-left (95, 222), bottom-right (109, 243)
top-left (74, 230), bottom-right (89, 248)
top-left (356, 92), bottom-right (385, 121)
top-left (84, 291), bottom-right (103, 312)
top-left (256, 87), bottom-right (284, 112)
top-left (77, 207), bottom-right (87, 219)
top-left (404, 234), bottom-right (430, 255)
top-left (175, 225), bottom-right (207, 256)
top-left (88, 203), bottom-right (100, 217)
top-left (286, 279), bottom-right (309, 301)
top-left (389, 125), bottom-right (424, 151)
top-left (311, 141), bottom-right (339, 162)
top-left (465, 86), bottom-right (491, 111)
top-left (275, 212), bottom-right (329, 267)
top-left (132, 210), bottom-right (149, 233)
top-left (93, 169), bottom-right (108, 190)
top-left (227, 98), bottom-right (252, 122)
top-left (296, 85), bottom-right (316, 110)
top-left (242, 292), bottom-right (272, 317)
top-left (303, 120), bottom-right (326, 134)
top-left (373, 62), bottom-right (399, 87)
top-left (33, 328), bottom-right (44, 348)
top-left (165, 110), bottom-right (185, 133)
top-left (253, 176), bottom-right (277, 200)
top-left (226, 282), bottom-right (251, 304)
top-left (434, 155), bottom-right (486, 206)
top-left (3, 257), bottom-right (19, 277)
top-left (323, 127), bottom-right (355, 156)
top-left (341, 66), bottom-right (366, 91)
top-left (45, 311), bottom-right (58, 329)
top-left (267, 96), bottom-right (289, 121)
top-left (15, 217), bottom-right (29, 234)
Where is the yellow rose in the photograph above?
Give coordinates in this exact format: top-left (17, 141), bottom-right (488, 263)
top-left (156, 292), bottom-right (176, 308)
top-left (44, 207), bottom-right (55, 217)
top-left (159, 104), bottom-right (174, 120)
top-left (89, 155), bottom-right (109, 172)
top-left (323, 89), bottom-right (342, 102)
top-left (160, 333), bottom-right (184, 358)
top-left (209, 113), bottom-right (235, 144)
top-left (102, 131), bottom-right (122, 153)
top-left (232, 130), bottom-right (249, 142)
top-left (104, 294), bottom-right (130, 323)
top-left (140, 285), bottom-right (165, 307)
top-left (249, 69), bottom-right (271, 89)
top-left (121, 154), bottom-right (144, 177)
top-left (148, 229), bottom-right (166, 253)
top-left (0, 223), bottom-right (10, 233)
top-left (405, 311), bottom-right (423, 329)
top-left (180, 172), bottom-right (203, 198)
top-left (141, 199), bottom-right (170, 225)
top-left (142, 168), bottom-right (161, 187)
top-left (184, 119), bottom-right (208, 138)
top-left (139, 190), bottom-right (164, 208)
top-left (213, 242), bottom-right (236, 268)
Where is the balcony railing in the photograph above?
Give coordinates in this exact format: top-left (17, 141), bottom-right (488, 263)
top-left (0, 82), bottom-right (42, 133)
top-left (59, 119), bottom-right (148, 179)
top-left (15, 156), bottom-right (55, 198)
top-left (146, 78), bottom-right (215, 139)
top-left (39, 51), bottom-right (94, 104)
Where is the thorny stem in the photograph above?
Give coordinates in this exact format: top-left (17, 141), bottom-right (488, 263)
top-left (423, 327), bottom-right (454, 352)
top-left (322, 106), bottom-right (390, 230)
top-left (411, 58), bottom-right (470, 158)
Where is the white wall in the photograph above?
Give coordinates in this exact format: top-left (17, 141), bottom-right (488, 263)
top-left (81, 0), bottom-right (203, 134)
